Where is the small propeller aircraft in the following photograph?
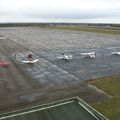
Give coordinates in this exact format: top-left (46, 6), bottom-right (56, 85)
top-left (21, 52), bottom-right (39, 64)
top-left (111, 51), bottom-right (120, 55)
top-left (81, 52), bottom-right (95, 58)
top-left (57, 53), bottom-right (72, 60)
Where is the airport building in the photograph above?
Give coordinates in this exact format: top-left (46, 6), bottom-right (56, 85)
top-left (0, 97), bottom-right (108, 120)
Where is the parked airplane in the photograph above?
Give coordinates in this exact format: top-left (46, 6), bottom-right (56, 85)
top-left (21, 52), bottom-right (39, 64)
top-left (111, 51), bottom-right (120, 55)
top-left (57, 53), bottom-right (72, 60)
top-left (81, 52), bottom-right (95, 58)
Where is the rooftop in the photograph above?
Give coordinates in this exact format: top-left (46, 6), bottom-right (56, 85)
top-left (0, 97), bottom-right (108, 120)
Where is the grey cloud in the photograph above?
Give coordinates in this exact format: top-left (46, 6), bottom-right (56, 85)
top-left (11, 7), bottom-right (120, 20)
top-left (0, 0), bottom-right (120, 23)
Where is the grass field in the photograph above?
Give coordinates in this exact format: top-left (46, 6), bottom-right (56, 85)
top-left (0, 23), bottom-right (120, 35)
top-left (46, 26), bottom-right (120, 35)
top-left (88, 75), bottom-right (120, 120)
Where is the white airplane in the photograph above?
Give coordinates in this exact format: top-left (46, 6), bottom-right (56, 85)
top-left (81, 52), bottom-right (95, 58)
top-left (22, 59), bottom-right (39, 64)
top-left (57, 53), bottom-right (72, 60)
top-left (111, 51), bottom-right (120, 55)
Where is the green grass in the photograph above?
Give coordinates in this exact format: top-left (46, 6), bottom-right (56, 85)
top-left (88, 75), bottom-right (120, 120)
top-left (45, 26), bottom-right (120, 35)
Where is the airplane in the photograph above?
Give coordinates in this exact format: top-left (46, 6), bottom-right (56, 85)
top-left (81, 52), bottom-right (95, 58)
top-left (57, 53), bottom-right (72, 60)
top-left (111, 51), bottom-right (120, 55)
top-left (22, 59), bottom-right (39, 64)
top-left (20, 52), bottom-right (39, 64)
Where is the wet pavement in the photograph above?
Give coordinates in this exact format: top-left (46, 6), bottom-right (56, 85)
top-left (14, 52), bottom-right (81, 87)
top-left (39, 47), bottom-right (120, 80)
top-left (0, 27), bottom-right (117, 111)
top-left (14, 46), bottom-right (120, 83)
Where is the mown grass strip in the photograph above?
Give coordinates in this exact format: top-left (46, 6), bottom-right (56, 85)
top-left (45, 26), bottom-right (120, 35)
top-left (88, 75), bottom-right (120, 120)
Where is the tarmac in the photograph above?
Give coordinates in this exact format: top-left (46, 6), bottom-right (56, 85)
top-left (40, 47), bottom-right (120, 80)
top-left (0, 27), bottom-right (119, 112)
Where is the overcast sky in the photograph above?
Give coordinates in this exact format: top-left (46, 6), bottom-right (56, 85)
top-left (0, 0), bottom-right (120, 23)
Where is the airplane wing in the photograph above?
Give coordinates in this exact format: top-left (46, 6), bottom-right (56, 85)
top-left (64, 55), bottom-right (69, 59)
top-left (22, 60), bottom-right (30, 63)
top-left (22, 59), bottom-right (39, 64)
top-left (81, 52), bottom-right (95, 55)
top-left (33, 59), bottom-right (39, 62)
top-left (57, 55), bottom-right (72, 60)
top-left (57, 56), bottom-right (64, 59)
top-left (81, 52), bottom-right (95, 58)
top-left (81, 53), bottom-right (88, 55)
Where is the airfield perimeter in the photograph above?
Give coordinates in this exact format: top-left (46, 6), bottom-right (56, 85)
top-left (0, 27), bottom-right (120, 113)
